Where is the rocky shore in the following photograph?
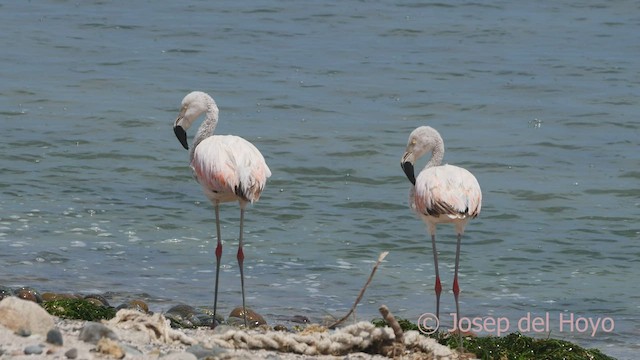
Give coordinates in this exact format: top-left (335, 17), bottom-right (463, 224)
top-left (0, 286), bottom-right (617, 360)
top-left (0, 295), bottom-right (461, 360)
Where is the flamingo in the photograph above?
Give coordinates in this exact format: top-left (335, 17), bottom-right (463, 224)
top-left (400, 126), bottom-right (481, 338)
top-left (173, 91), bottom-right (271, 327)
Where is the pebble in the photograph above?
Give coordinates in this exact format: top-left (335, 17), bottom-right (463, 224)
top-left (228, 307), bottom-right (267, 327)
top-left (84, 294), bottom-right (110, 307)
top-left (129, 299), bottom-right (149, 313)
top-left (46, 328), bottom-right (64, 346)
top-left (78, 322), bottom-right (119, 344)
top-left (291, 315), bottom-right (310, 324)
top-left (14, 287), bottom-right (43, 303)
top-left (24, 344), bottom-right (44, 355)
top-left (210, 316), bottom-right (222, 328)
top-left (116, 299), bottom-right (149, 313)
top-left (0, 286), bottom-right (12, 301)
top-left (273, 324), bottom-right (288, 331)
top-left (165, 304), bottom-right (214, 328)
top-left (15, 328), bottom-right (31, 337)
top-left (65, 348), bottom-right (78, 359)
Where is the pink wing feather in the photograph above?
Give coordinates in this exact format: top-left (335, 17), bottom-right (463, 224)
top-left (414, 164), bottom-right (481, 219)
top-left (191, 135), bottom-right (271, 203)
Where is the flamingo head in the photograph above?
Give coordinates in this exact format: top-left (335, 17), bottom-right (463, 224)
top-left (173, 91), bottom-right (216, 150)
top-left (401, 126), bottom-right (444, 185)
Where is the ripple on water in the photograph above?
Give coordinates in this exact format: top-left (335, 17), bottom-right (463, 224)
top-left (34, 251), bottom-right (70, 264)
top-left (1, 1), bottom-right (638, 357)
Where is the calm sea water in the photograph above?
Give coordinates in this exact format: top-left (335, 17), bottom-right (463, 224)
top-left (1, 1), bottom-right (638, 358)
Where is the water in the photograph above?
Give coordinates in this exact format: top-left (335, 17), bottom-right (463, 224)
top-left (1, 1), bottom-right (638, 358)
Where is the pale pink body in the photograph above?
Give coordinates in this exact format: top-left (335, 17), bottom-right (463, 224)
top-left (412, 163), bottom-right (481, 236)
top-left (401, 126), bottom-right (481, 347)
top-left (173, 91), bottom-right (270, 327)
top-left (192, 134), bottom-right (271, 206)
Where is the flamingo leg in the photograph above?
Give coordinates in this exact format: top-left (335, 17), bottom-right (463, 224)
top-left (237, 206), bottom-right (248, 327)
top-left (431, 234), bottom-right (442, 320)
top-left (212, 202), bottom-right (222, 328)
top-left (453, 232), bottom-right (463, 350)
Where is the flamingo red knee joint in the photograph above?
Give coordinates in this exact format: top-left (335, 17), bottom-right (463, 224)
top-left (173, 91), bottom-right (271, 328)
top-left (401, 125), bottom-right (481, 347)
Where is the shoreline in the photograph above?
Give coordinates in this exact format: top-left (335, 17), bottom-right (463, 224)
top-left (0, 296), bottom-right (462, 359)
top-left (0, 290), bottom-right (620, 360)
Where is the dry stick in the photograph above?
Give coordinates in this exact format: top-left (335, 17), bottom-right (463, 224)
top-left (328, 251), bottom-right (389, 329)
top-left (379, 305), bottom-right (404, 343)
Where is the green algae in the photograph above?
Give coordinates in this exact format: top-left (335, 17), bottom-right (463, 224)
top-left (371, 318), bottom-right (616, 360)
top-left (42, 299), bottom-right (117, 321)
top-left (37, 298), bottom-right (617, 360)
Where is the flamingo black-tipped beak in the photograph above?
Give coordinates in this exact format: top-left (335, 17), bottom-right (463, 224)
top-left (173, 125), bottom-right (189, 150)
top-left (401, 161), bottom-right (416, 185)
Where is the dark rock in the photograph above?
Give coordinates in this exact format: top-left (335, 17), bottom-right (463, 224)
top-left (15, 328), bottom-right (31, 337)
top-left (14, 287), bottom-right (43, 303)
top-left (273, 324), bottom-right (288, 331)
top-left (116, 299), bottom-right (149, 313)
top-left (165, 304), bottom-right (199, 328)
top-left (228, 306), bottom-right (267, 328)
top-left (129, 299), bottom-right (148, 313)
top-left (198, 312), bottom-right (219, 328)
top-left (46, 328), bottom-right (64, 346)
top-left (65, 348), bottom-right (78, 359)
top-left (78, 322), bottom-right (118, 344)
top-left (0, 286), bottom-right (12, 301)
top-left (84, 294), bottom-right (110, 307)
top-left (226, 316), bottom-right (245, 327)
top-left (291, 315), bottom-right (310, 324)
top-left (165, 304), bottom-right (214, 328)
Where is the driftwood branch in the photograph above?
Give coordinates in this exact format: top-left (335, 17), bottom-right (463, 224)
top-left (328, 251), bottom-right (389, 329)
top-left (379, 305), bottom-right (404, 343)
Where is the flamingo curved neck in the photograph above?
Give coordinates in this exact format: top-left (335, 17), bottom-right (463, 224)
top-left (424, 141), bottom-right (444, 170)
top-left (191, 101), bottom-right (219, 161)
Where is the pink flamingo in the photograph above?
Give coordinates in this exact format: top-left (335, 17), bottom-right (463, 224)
top-left (173, 91), bottom-right (271, 327)
top-left (400, 126), bottom-right (481, 335)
